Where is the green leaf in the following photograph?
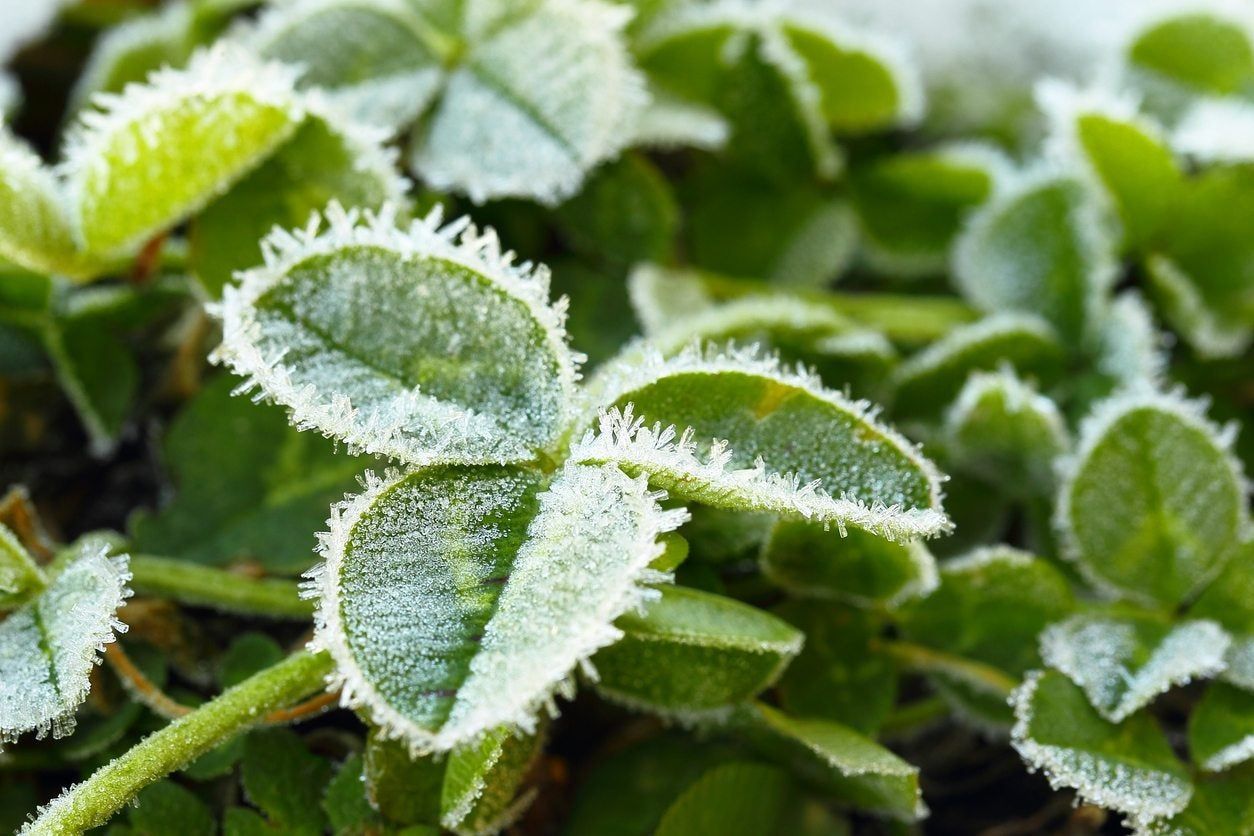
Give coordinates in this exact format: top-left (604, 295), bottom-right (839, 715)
top-left (129, 374), bottom-right (366, 574)
top-left (219, 633), bottom-right (284, 689)
top-left (126, 781), bottom-right (215, 836)
top-left (761, 521), bottom-right (937, 608)
top-left (1056, 389), bottom-right (1246, 606)
top-left (1134, 765), bottom-right (1254, 836)
top-left (69, 4), bottom-right (194, 115)
top-left (592, 585), bottom-right (803, 719)
top-left (554, 153), bottom-right (679, 268)
top-left (408, 0), bottom-right (646, 204)
top-left (1190, 542), bottom-right (1254, 635)
top-left (1190, 682), bottom-right (1254, 772)
top-left (0, 125), bottom-right (87, 278)
top-left (64, 43), bottom-right (305, 259)
top-left (0, 522), bottom-right (45, 609)
top-left (0, 540), bottom-right (130, 743)
top-left (190, 104), bottom-right (408, 297)
top-left (890, 313), bottom-right (1065, 421)
top-left (241, 728), bottom-right (333, 833)
top-left (954, 173), bottom-right (1116, 342)
top-left (250, 0), bottom-right (446, 130)
top-left (1127, 13), bottom-right (1254, 97)
top-left (322, 754), bottom-right (386, 833)
top-left (580, 344), bottom-right (949, 541)
top-left (1037, 82), bottom-right (1181, 253)
top-left (1040, 613), bottom-right (1230, 723)
top-left (942, 367), bottom-right (1069, 495)
top-left (214, 204), bottom-right (580, 466)
top-left (653, 761), bottom-right (795, 836)
top-left (1010, 669), bottom-right (1191, 820)
top-left (732, 702), bottom-right (924, 821)
top-left (441, 725), bottom-right (543, 835)
top-left (364, 730), bottom-right (443, 825)
top-left (850, 144), bottom-right (1002, 277)
top-left (773, 600), bottom-right (896, 735)
top-left (310, 461), bottom-right (684, 752)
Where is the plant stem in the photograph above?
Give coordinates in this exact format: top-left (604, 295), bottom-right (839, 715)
top-left (879, 640), bottom-right (1017, 697)
top-left (879, 695), bottom-right (951, 736)
top-left (128, 555), bottom-right (312, 619)
top-left (24, 650), bottom-right (335, 836)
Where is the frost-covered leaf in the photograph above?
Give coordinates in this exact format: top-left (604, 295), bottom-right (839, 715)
top-left (310, 461), bottom-right (685, 752)
top-left (1190, 682), bottom-right (1254, 772)
top-left (1037, 82), bottom-right (1181, 254)
top-left (953, 173), bottom-right (1117, 342)
top-left (1173, 98), bottom-right (1254, 164)
top-left (1126, 13), bottom-right (1254, 98)
top-left (1134, 765), bottom-right (1254, 836)
top-left (890, 313), bottom-right (1065, 421)
top-left (0, 540), bottom-right (130, 743)
top-left (629, 85), bottom-right (730, 150)
top-left (733, 702), bottom-right (924, 821)
top-left (1010, 669), bottom-right (1192, 820)
top-left (592, 584), bottom-right (803, 720)
top-left (1040, 613), bottom-right (1230, 723)
top-left (130, 374), bottom-right (366, 574)
top-left (191, 102), bottom-right (409, 297)
top-left (214, 203), bottom-right (580, 467)
top-left (578, 346), bottom-right (950, 541)
top-left (69, 3), bottom-right (194, 115)
top-left (64, 43), bottom-right (306, 259)
top-left (899, 547), bottom-right (1074, 727)
top-left (943, 367), bottom-right (1069, 495)
top-left (442, 725), bottom-right (544, 835)
top-left (553, 153), bottom-right (678, 268)
top-left (409, 0), bottom-right (646, 204)
top-left (1190, 545), bottom-right (1254, 671)
top-left (1085, 291), bottom-right (1167, 400)
top-left (761, 520), bottom-right (937, 608)
top-left (0, 125), bottom-right (87, 278)
top-left (250, 0), bottom-right (446, 130)
top-left (773, 600), bottom-right (897, 735)
top-left (850, 144), bottom-right (1002, 278)
top-left (653, 761), bottom-right (794, 836)
top-left (0, 522), bottom-right (45, 609)
top-left (1145, 165), bottom-right (1254, 359)
top-left (1056, 389), bottom-right (1247, 606)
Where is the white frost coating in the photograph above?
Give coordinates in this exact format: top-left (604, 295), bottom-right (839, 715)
top-left (627, 264), bottom-right (714, 336)
top-left (1202, 730), bottom-right (1254, 772)
top-left (68, 2), bottom-right (191, 114)
top-left (583, 341), bottom-right (949, 516)
top-left (300, 91), bottom-right (412, 204)
top-left (1054, 386), bottom-right (1248, 601)
top-left (309, 464), bottom-right (687, 753)
top-left (0, 544), bottom-right (131, 744)
top-left (648, 294), bottom-right (851, 355)
top-left (412, 0), bottom-right (647, 204)
top-left (1040, 616), bottom-right (1231, 722)
top-left (1173, 98), bottom-right (1254, 163)
top-left (1221, 635), bottom-right (1254, 691)
top-left (945, 367), bottom-right (1069, 449)
top-left (1146, 253), bottom-right (1252, 360)
top-left (571, 406), bottom-right (950, 541)
top-left (1010, 671), bottom-right (1193, 820)
top-left (213, 201), bottom-right (581, 466)
top-left (892, 312), bottom-right (1059, 389)
top-left (630, 87), bottom-right (730, 151)
top-left (1093, 291), bottom-right (1168, 388)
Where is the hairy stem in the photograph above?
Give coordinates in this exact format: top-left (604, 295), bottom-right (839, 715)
top-left (128, 555), bottom-right (312, 619)
top-left (24, 650), bottom-right (335, 836)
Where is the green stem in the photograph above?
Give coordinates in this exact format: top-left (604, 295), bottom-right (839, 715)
top-left (880, 640), bottom-right (1017, 697)
top-left (128, 555), bottom-right (312, 620)
top-left (879, 696), bottom-right (950, 736)
top-left (24, 650), bottom-right (334, 836)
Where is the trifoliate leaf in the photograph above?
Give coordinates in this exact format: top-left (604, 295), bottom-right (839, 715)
top-left (1190, 682), bottom-right (1254, 772)
top-left (890, 313), bottom-right (1065, 421)
top-left (1055, 389), bottom-right (1247, 606)
top-left (733, 702), bottom-right (924, 821)
top-left (592, 585), bottom-right (803, 720)
top-left (1126, 13), bottom-right (1254, 98)
top-left (773, 600), bottom-right (897, 735)
top-left (64, 43), bottom-right (305, 259)
top-left (850, 144), bottom-right (1003, 278)
top-left (129, 374), bottom-right (366, 574)
top-left (761, 520), bottom-right (937, 609)
top-left (0, 522), bottom-right (45, 609)
top-left (943, 367), bottom-right (1069, 495)
top-left (898, 547), bottom-right (1074, 726)
top-left (578, 345), bottom-right (950, 541)
top-left (1040, 613), bottom-right (1231, 723)
top-left (191, 101), bottom-right (409, 297)
top-left (309, 462), bottom-right (685, 752)
top-left (1134, 765), bottom-right (1254, 836)
top-left (214, 203), bottom-right (580, 467)
top-left (0, 125), bottom-right (86, 278)
top-left (653, 761), bottom-right (795, 836)
top-left (241, 728), bottom-right (333, 833)
top-left (441, 725), bottom-right (544, 835)
top-left (1010, 669), bottom-right (1192, 821)
top-left (0, 541), bottom-right (130, 743)
top-left (409, 0), bottom-right (647, 205)
top-left (1037, 81), bottom-right (1181, 253)
top-left (250, 0), bottom-right (446, 131)
top-left (953, 172), bottom-right (1117, 342)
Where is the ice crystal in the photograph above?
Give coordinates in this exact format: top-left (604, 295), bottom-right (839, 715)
top-left (1173, 98), bottom-right (1254, 163)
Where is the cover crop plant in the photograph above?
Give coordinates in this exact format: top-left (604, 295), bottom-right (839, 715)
top-left (0, 1), bottom-right (1251, 834)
